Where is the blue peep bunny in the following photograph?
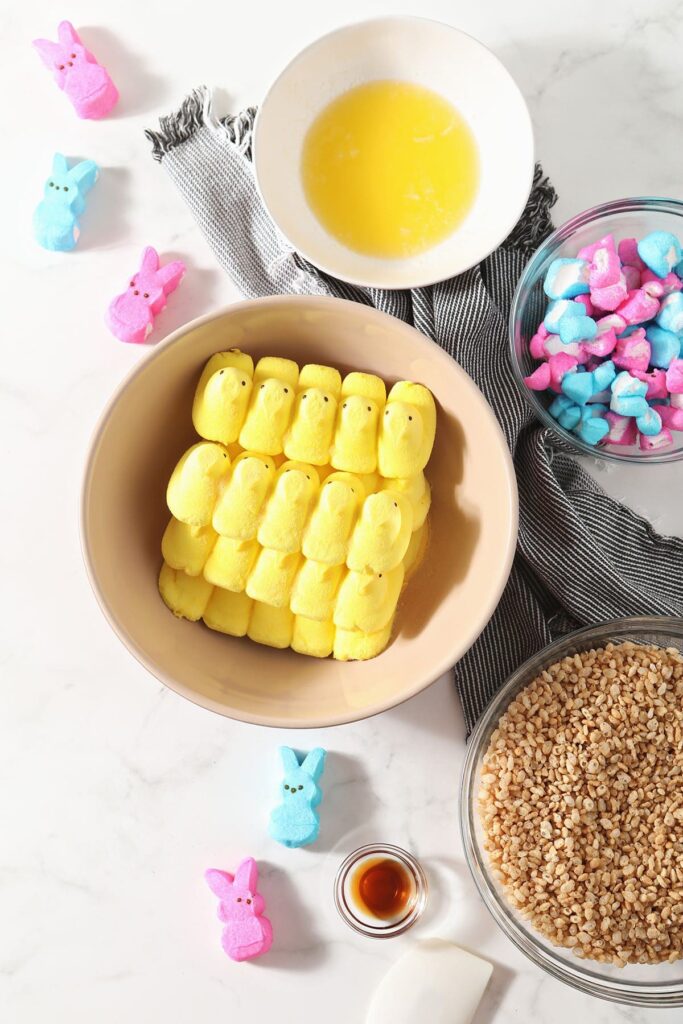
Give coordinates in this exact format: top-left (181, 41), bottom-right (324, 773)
top-left (269, 747), bottom-right (327, 848)
top-left (33, 153), bottom-right (99, 252)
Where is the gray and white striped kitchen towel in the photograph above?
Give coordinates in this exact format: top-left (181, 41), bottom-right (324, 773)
top-left (146, 88), bottom-right (683, 732)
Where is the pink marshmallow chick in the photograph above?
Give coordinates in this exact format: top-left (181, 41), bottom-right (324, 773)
top-left (622, 265), bottom-right (641, 291)
top-left (641, 278), bottom-right (665, 299)
top-left (617, 238), bottom-right (646, 271)
top-left (596, 313), bottom-right (627, 336)
top-left (613, 328), bottom-right (651, 372)
top-left (575, 294), bottom-right (595, 317)
top-left (641, 268), bottom-right (682, 295)
top-left (529, 326), bottom-right (549, 360)
top-left (666, 359), bottom-right (683, 393)
top-left (578, 234), bottom-right (616, 261)
top-left (659, 405), bottom-right (683, 431)
top-left (639, 427), bottom-right (674, 451)
top-left (33, 21), bottom-right (118, 120)
top-left (604, 411), bottom-right (638, 446)
top-left (205, 859), bottom-right (273, 962)
top-left (616, 288), bottom-right (660, 326)
top-left (524, 363), bottom-right (551, 390)
top-left (106, 247), bottom-right (185, 344)
top-left (583, 327), bottom-right (617, 358)
top-left (590, 273), bottom-right (628, 312)
top-left (589, 246), bottom-right (622, 289)
top-left (632, 368), bottom-right (669, 400)
top-left (548, 352), bottom-right (579, 391)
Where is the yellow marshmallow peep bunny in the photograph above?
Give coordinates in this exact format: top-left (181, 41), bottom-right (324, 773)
top-left (212, 452), bottom-right (275, 539)
top-left (166, 442), bottom-right (231, 527)
top-left (192, 349), bottom-right (254, 444)
top-left (284, 364), bottom-right (341, 465)
top-left (330, 372), bottom-right (385, 474)
top-left (239, 357), bottom-right (299, 455)
top-left (302, 471), bottom-right (364, 565)
top-left (257, 462), bottom-right (320, 552)
top-left (378, 382), bottom-right (436, 478)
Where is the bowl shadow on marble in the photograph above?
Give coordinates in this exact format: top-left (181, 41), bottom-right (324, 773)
top-left (78, 165), bottom-right (131, 251)
top-left (79, 26), bottom-right (166, 117)
top-left (398, 413), bottom-right (480, 642)
top-left (314, 752), bottom-right (377, 854)
top-left (257, 861), bottom-right (329, 972)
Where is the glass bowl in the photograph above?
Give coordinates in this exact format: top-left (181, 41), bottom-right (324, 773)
top-left (334, 844), bottom-right (428, 937)
top-left (509, 198), bottom-right (683, 464)
top-left (460, 616), bottom-right (683, 1007)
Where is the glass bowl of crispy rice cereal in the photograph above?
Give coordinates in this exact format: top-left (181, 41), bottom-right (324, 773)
top-left (461, 617), bottom-right (683, 1006)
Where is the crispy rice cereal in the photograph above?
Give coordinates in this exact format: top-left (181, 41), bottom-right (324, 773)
top-left (479, 641), bottom-right (683, 966)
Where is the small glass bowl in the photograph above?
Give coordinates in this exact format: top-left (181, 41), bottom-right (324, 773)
top-left (509, 197), bottom-right (683, 464)
top-left (460, 616), bottom-right (683, 1007)
top-left (334, 843), bottom-right (428, 937)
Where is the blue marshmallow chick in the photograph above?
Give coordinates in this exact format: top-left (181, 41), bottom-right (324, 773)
top-left (34, 152), bottom-right (99, 251)
top-left (269, 747), bottom-right (327, 848)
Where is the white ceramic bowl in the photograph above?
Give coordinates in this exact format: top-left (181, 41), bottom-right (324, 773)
top-left (253, 16), bottom-right (534, 289)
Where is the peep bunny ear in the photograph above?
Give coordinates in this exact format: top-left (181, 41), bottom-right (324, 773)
top-left (301, 747), bottom-right (326, 781)
top-left (33, 38), bottom-right (62, 68)
top-left (67, 159), bottom-right (99, 193)
top-left (140, 246), bottom-right (160, 274)
top-left (57, 21), bottom-right (80, 46)
top-left (205, 868), bottom-right (234, 898)
top-left (233, 857), bottom-right (258, 892)
top-left (157, 260), bottom-right (186, 292)
top-left (280, 746), bottom-right (300, 773)
top-left (52, 153), bottom-right (69, 177)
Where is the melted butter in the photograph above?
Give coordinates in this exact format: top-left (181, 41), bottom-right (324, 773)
top-left (301, 80), bottom-right (479, 259)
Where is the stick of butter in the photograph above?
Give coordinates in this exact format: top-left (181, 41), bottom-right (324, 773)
top-left (366, 939), bottom-right (492, 1024)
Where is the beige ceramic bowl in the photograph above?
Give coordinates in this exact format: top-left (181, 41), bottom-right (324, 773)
top-left (81, 296), bottom-right (517, 727)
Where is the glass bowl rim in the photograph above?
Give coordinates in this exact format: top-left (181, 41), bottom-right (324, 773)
top-left (508, 196), bottom-right (683, 465)
top-left (460, 614), bottom-right (683, 1006)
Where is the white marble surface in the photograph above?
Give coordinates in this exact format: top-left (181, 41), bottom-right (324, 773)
top-left (2, 0), bottom-right (683, 1021)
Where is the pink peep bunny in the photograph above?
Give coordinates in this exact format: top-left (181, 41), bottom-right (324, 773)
top-left (106, 247), bottom-right (185, 344)
top-left (205, 858), bottom-right (273, 962)
top-left (33, 21), bottom-right (118, 120)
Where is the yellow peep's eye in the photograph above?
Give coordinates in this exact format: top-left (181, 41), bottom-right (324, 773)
top-left (324, 396), bottom-right (329, 402)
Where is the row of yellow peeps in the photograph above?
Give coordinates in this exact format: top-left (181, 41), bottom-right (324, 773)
top-left (158, 349), bottom-right (436, 660)
top-left (191, 350), bottom-right (436, 477)
top-left (158, 519), bottom-right (427, 660)
top-left (166, 446), bottom-right (430, 574)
